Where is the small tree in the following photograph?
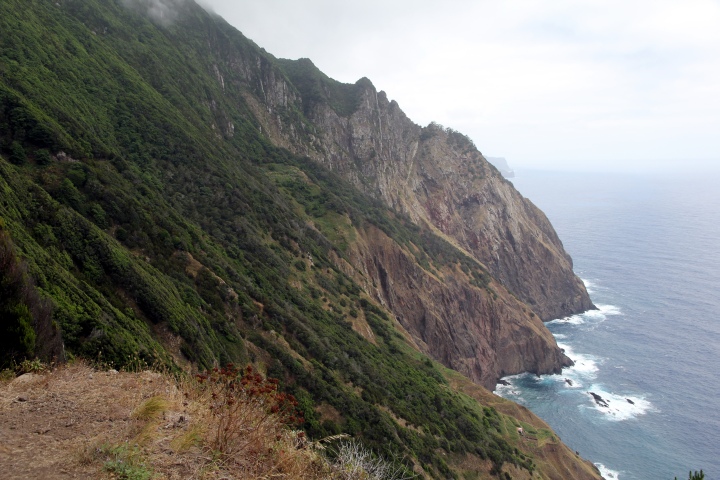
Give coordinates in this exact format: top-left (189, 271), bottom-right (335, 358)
top-left (35, 148), bottom-right (52, 166)
top-left (0, 229), bottom-right (62, 368)
top-left (675, 470), bottom-right (705, 480)
top-left (9, 141), bottom-right (26, 165)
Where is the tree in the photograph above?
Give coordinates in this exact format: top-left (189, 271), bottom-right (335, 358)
top-left (675, 470), bottom-right (705, 480)
top-left (35, 148), bottom-right (52, 166)
top-left (0, 228), bottom-right (62, 368)
top-left (9, 141), bottom-right (25, 165)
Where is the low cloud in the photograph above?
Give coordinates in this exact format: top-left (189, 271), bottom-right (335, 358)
top-left (121, 0), bottom-right (189, 26)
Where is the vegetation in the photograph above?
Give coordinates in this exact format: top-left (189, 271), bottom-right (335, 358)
top-left (277, 57), bottom-right (368, 117)
top-left (3, 361), bottom-right (425, 479)
top-left (0, 0), bottom-right (567, 477)
top-left (0, 225), bottom-right (63, 368)
top-left (675, 471), bottom-right (705, 480)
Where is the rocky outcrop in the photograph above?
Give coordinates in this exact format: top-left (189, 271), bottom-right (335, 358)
top-left (486, 157), bottom-right (515, 178)
top-left (251, 71), bottom-right (594, 320)
top-left (215, 50), bottom-right (591, 381)
top-left (341, 224), bottom-right (573, 389)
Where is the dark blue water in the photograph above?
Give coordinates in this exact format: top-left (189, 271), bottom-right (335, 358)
top-left (495, 170), bottom-right (720, 480)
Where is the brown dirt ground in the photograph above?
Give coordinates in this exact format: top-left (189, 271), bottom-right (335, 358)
top-left (0, 363), bottom-right (198, 480)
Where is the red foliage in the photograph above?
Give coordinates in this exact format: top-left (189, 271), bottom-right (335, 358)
top-left (195, 363), bottom-right (305, 456)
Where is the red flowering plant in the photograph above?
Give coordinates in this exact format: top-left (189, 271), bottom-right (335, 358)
top-left (195, 364), bottom-right (304, 459)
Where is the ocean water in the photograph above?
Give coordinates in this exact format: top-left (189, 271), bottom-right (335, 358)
top-left (494, 170), bottom-right (720, 480)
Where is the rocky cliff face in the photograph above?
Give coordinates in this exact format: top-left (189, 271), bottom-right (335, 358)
top-left (341, 224), bottom-right (573, 389)
top-left (309, 84), bottom-right (594, 321)
top-left (242, 64), bottom-right (593, 320)
top-left (213, 46), bottom-right (592, 383)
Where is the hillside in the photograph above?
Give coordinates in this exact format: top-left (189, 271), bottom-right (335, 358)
top-left (0, 0), bottom-right (598, 478)
top-left (0, 363), bottom-right (601, 480)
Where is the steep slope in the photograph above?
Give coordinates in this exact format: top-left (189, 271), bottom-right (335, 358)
top-left (0, 0), bottom-right (599, 477)
top-left (0, 363), bottom-right (601, 480)
top-left (250, 59), bottom-right (594, 321)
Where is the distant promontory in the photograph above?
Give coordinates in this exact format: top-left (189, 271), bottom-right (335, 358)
top-left (486, 157), bottom-right (515, 178)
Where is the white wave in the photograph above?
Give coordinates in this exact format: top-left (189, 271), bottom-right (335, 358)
top-left (595, 463), bottom-right (621, 479)
top-left (554, 343), bottom-right (600, 388)
top-left (548, 304), bottom-right (621, 326)
top-left (493, 378), bottom-right (517, 397)
top-left (584, 385), bottom-right (654, 421)
top-left (547, 314), bottom-right (585, 325)
top-left (553, 333), bottom-right (567, 340)
top-left (516, 343), bottom-right (599, 390)
top-left (582, 278), bottom-right (595, 294)
top-left (597, 304), bottom-right (622, 316)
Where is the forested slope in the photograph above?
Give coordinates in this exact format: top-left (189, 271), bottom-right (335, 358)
top-left (0, 1), bottom-right (599, 477)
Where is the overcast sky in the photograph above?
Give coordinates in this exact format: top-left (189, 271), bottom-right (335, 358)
top-left (200, 0), bottom-right (720, 172)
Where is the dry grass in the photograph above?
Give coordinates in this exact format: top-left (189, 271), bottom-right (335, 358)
top-left (132, 396), bottom-right (169, 421)
top-left (0, 361), bottom-right (412, 480)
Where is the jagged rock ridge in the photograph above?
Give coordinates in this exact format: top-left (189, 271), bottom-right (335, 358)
top-left (211, 54), bottom-right (593, 383)
top-left (239, 58), bottom-right (594, 320)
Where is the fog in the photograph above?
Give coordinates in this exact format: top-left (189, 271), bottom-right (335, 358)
top-left (199, 0), bottom-right (720, 173)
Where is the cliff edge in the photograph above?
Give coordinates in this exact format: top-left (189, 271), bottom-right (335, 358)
top-left (228, 56), bottom-right (593, 383)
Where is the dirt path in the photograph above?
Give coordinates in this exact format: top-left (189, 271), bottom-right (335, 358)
top-left (0, 364), bottom-right (185, 479)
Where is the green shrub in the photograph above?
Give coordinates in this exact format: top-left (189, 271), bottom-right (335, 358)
top-left (9, 141), bottom-right (25, 165)
top-left (35, 148), bottom-right (52, 166)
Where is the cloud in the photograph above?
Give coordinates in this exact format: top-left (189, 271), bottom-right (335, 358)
top-left (196, 0), bottom-right (720, 171)
top-left (120, 0), bottom-right (189, 26)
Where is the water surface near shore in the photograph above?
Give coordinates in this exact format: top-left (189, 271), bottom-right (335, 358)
top-left (496, 170), bottom-right (720, 480)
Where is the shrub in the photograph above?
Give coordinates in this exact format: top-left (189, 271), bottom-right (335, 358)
top-left (9, 141), bottom-right (25, 165)
top-left (195, 364), bottom-right (304, 458)
top-left (330, 440), bottom-right (416, 480)
top-left (676, 471), bottom-right (705, 480)
top-left (35, 148), bottom-right (52, 166)
top-left (100, 442), bottom-right (154, 480)
top-left (0, 230), bottom-right (62, 367)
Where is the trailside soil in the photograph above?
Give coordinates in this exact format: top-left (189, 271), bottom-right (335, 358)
top-left (0, 364), bottom-right (191, 480)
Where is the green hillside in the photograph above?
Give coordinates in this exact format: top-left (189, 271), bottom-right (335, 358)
top-left (0, 1), bottom-right (598, 478)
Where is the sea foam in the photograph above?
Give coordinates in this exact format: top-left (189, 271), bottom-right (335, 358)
top-left (584, 384), bottom-right (654, 421)
top-left (547, 303), bottom-right (621, 326)
top-left (547, 342), bottom-right (600, 389)
top-left (595, 463), bottom-right (621, 479)
top-left (596, 304), bottom-right (622, 316)
top-left (583, 278), bottom-right (595, 294)
top-left (547, 314), bottom-right (586, 325)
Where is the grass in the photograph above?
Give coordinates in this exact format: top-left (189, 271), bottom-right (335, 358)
top-left (101, 442), bottom-right (154, 480)
top-left (132, 396), bottom-right (168, 421)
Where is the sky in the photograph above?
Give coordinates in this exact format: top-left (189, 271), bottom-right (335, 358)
top-left (199, 0), bottom-right (720, 172)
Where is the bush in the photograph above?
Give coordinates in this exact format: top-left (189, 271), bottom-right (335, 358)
top-left (330, 441), bottom-right (416, 480)
top-left (9, 141), bottom-right (25, 165)
top-left (195, 363), bottom-right (304, 458)
top-left (676, 471), bottom-right (705, 480)
top-left (0, 229), bottom-right (62, 367)
top-left (35, 149), bottom-right (52, 166)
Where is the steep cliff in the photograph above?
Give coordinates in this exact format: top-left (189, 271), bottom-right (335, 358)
top-left (223, 55), bottom-right (592, 381)
top-left (329, 222), bottom-right (573, 390)
top-left (0, 1), bottom-right (602, 477)
top-left (242, 58), bottom-right (594, 321)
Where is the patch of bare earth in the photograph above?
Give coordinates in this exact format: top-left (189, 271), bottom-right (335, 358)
top-left (0, 363), bottom-right (337, 480)
top-left (0, 363), bottom-right (198, 479)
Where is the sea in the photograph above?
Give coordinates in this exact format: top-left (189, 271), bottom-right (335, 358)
top-left (494, 169), bottom-right (720, 480)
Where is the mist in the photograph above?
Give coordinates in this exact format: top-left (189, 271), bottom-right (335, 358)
top-left (121, 0), bottom-right (188, 26)
top-left (200, 0), bottom-right (720, 173)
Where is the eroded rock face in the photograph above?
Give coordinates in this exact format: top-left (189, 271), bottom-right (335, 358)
top-left (290, 82), bottom-right (594, 321)
top-left (346, 225), bottom-right (573, 389)
top-left (220, 55), bottom-right (592, 382)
